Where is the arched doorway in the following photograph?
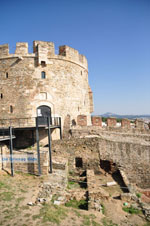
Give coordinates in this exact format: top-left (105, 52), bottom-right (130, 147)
top-left (37, 105), bottom-right (51, 125)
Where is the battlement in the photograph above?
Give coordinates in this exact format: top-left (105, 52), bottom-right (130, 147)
top-left (0, 41), bottom-right (88, 69)
top-left (59, 45), bottom-right (88, 68)
top-left (15, 42), bottom-right (28, 55)
top-left (33, 41), bottom-right (55, 65)
top-left (0, 44), bottom-right (9, 56)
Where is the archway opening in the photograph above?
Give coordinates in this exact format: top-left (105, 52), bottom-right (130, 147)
top-left (37, 105), bottom-right (51, 126)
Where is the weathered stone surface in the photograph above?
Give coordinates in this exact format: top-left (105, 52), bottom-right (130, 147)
top-left (91, 116), bottom-right (102, 127)
top-left (52, 136), bottom-right (150, 189)
top-left (0, 41), bottom-right (93, 133)
top-left (121, 193), bottom-right (132, 202)
top-left (107, 118), bottom-right (117, 127)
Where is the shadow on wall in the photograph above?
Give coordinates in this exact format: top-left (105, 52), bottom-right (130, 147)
top-left (27, 152), bottom-right (35, 174)
top-left (13, 128), bottom-right (59, 149)
top-left (100, 159), bottom-right (128, 193)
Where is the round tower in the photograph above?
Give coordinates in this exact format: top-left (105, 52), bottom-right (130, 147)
top-left (0, 41), bottom-right (93, 133)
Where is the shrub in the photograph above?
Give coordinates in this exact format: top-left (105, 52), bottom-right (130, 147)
top-left (122, 206), bottom-right (141, 214)
top-left (136, 193), bottom-right (141, 198)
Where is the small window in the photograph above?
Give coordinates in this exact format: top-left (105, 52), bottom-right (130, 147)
top-left (1, 93), bottom-right (3, 99)
top-left (10, 105), bottom-right (13, 113)
top-left (6, 73), bottom-right (8, 78)
top-left (81, 71), bottom-right (82, 75)
top-left (41, 71), bottom-right (46, 79)
top-left (75, 157), bottom-right (83, 168)
top-left (41, 61), bottom-right (46, 67)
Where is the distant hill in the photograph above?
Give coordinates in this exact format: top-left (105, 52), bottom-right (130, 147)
top-left (98, 112), bottom-right (150, 119)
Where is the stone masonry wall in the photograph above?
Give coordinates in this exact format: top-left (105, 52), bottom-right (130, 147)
top-left (0, 41), bottom-right (93, 131)
top-left (52, 137), bottom-right (150, 189)
top-left (0, 148), bottom-right (49, 175)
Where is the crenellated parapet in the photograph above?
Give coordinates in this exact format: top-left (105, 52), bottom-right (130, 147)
top-left (15, 42), bottom-right (28, 55)
top-left (59, 45), bottom-right (88, 68)
top-left (0, 44), bottom-right (9, 56)
top-left (33, 40), bottom-right (55, 65)
top-left (0, 41), bottom-right (88, 69)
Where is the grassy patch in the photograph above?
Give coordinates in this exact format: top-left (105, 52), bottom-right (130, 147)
top-left (82, 215), bottom-right (91, 226)
top-left (92, 220), bottom-right (101, 226)
top-left (101, 204), bottom-right (105, 214)
top-left (51, 194), bottom-right (60, 203)
top-left (67, 181), bottom-right (80, 189)
top-left (65, 199), bottom-right (88, 210)
top-left (0, 191), bottom-right (14, 201)
top-left (20, 188), bottom-right (27, 193)
top-left (15, 197), bottom-right (25, 210)
top-left (32, 203), bottom-right (68, 224)
top-left (21, 205), bottom-right (30, 210)
top-left (0, 181), bottom-right (11, 190)
top-left (24, 213), bottom-right (31, 218)
top-left (143, 222), bottom-right (150, 226)
top-left (73, 209), bottom-right (81, 217)
top-left (122, 206), bottom-right (141, 215)
top-left (102, 218), bottom-right (118, 226)
top-left (80, 215), bottom-right (100, 226)
top-left (15, 171), bottom-right (36, 178)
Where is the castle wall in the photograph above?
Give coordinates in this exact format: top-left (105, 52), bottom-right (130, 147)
top-left (0, 41), bottom-right (93, 132)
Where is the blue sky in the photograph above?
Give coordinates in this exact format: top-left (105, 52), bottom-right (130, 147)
top-left (0, 0), bottom-right (150, 115)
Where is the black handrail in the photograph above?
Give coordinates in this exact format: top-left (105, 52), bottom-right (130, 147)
top-left (0, 116), bottom-right (61, 128)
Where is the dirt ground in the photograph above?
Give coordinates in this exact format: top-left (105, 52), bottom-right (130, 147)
top-left (0, 170), bottom-right (149, 226)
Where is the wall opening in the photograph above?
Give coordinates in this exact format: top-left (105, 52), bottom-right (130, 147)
top-left (41, 61), bottom-right (46, 67)
top-left (6, 73), bottom-right (8, 78)
top-left (10, 105), bottom-right (13, 113)
top-left (37, 105), bottom-right (51, 126)
top-left (41, 71), bottom-right (46, 79)
top-left (72, 119), bottom-right (76, 126)
top-left (100, 159), bottom-right (111, 172)
top-left (75, 157), bottom-right (83, 168)
top-left (100, 159), bottom-right (128, 193)
top-left (1, 93), bottom-right (3, 99)
top-left (112, 170), bottom-right (129, 193)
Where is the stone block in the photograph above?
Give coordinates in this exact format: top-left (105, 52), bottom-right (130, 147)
top-left (121, 193), bottom-right (132, 201)
top-left (107, 118), bottom-right (117, 127)
top-left (77, 115), bottom-right (87, 126)
top-left (91, 116), bottom-right (102, 127)
top-left (121, 119), bottom-right (130, 129)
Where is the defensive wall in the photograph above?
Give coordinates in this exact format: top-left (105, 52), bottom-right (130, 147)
top-left (0, 41), bottom-right (93, 133)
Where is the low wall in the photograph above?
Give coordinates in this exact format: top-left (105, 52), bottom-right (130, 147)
top-left (0, 144), bottom-right (68, 176)
top-left (0, 147), bottom-right (49, 175)
top-left (71, 126), bottom-right (150, 142)
top-left (52, 137), bottom-right (150, 189)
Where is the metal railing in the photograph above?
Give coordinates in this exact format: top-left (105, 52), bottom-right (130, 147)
top-left (0, 117), bottom-right (61, 128)
top-left (0, 127), bottom-right (15, 141)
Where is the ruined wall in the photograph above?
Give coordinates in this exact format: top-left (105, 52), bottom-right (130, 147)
top-left (99, 137), bottom-right (150, 188)
top-left (0, 41), bottom-right (93, 131)
top-left (52, 137), bottom-right (150, 189)
top-left (52, 138), bottom-right (100, 173)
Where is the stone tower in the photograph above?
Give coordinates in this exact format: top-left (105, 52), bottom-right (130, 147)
top-left (0, 41), bottom-right (93, 133)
